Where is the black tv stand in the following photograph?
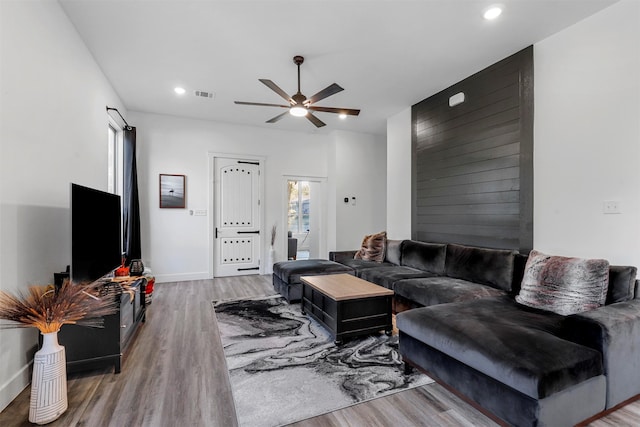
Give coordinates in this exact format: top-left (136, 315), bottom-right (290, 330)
top-left (55, 277), bottom-right (146, 374)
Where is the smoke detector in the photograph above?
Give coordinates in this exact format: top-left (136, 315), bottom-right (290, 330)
top-left (194, 90), bottom-right (214, 99)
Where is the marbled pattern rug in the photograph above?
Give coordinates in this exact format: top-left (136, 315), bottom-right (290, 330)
top-left (213, 295), bottom-right (433, 427)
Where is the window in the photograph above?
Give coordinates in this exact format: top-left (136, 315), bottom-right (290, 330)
top-left (107, 122), bottom-right (123, 195)
top-left (287, 180), bottom-right (310, 234)
top-left (108, 121), bottom-right (125, 257)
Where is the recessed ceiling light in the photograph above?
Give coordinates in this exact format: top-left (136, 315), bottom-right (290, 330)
top-left (484, 6), bottom-right (502, 20)
top-left (174, 87), bottom-right (186, 95)
top-left (339, 113), bottom-right (347, 120)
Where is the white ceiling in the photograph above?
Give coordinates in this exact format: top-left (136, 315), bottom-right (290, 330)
top-left (59, 0), bottom-right (617, 135)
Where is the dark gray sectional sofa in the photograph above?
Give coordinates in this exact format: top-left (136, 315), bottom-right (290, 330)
top-left (329, 240), bottom-right (640, 427)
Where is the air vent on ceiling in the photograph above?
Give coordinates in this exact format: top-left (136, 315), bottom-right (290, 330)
top-left (194, 90), bottom-right (214, 99)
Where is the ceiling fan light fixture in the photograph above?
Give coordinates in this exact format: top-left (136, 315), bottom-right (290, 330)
top-left (338, 113), bottom-right (347, 120)
top-left (290, 106), bottom-right (308, 117)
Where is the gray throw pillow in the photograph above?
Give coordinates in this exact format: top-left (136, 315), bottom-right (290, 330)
top-left (516, 250), bottom-right (610, 316)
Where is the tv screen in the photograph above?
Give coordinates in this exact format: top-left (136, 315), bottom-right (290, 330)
top-left (71, 183), bottom-right (122, 282)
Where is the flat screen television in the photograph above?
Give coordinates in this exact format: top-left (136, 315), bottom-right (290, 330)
top-left (71, 183), bottom-right (122, 282)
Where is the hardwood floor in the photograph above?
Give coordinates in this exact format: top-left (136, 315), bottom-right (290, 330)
top-left (1, 275), bottom-right (639, 426)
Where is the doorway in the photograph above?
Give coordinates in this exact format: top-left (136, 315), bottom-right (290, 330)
top-left (284, 176), bottom-right (326, 260)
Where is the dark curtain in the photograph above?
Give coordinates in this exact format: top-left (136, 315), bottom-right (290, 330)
top-left (123, 127), bottom-right (142, 265)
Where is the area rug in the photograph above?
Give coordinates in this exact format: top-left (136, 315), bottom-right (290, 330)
top-left (213, 295), bottom-right (433, 427)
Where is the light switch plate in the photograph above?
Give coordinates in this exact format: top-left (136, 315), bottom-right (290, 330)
top-left (603, 201), bottom-right (621, 214)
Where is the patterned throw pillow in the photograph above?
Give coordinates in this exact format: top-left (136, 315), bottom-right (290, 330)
top-left (515, 250), bottom-right (610, 316)
top-left (354, 231), bottom-right (387, 263)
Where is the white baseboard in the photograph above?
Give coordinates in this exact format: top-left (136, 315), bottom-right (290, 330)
top-left (153, 272), bottom-right (211, 283)
top-left (0, 362), bottom-right (31, 412)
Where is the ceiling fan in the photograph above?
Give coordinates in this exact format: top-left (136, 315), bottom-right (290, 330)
top-left (234, 55), bottom-right (360, 128)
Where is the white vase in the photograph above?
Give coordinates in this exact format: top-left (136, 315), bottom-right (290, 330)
top-left (267, 246), bottom-right (276, 274)
top-left (29, 331), bottom-right (68, 425)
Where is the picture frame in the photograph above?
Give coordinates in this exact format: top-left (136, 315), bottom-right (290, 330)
top-left (159, 174), bottom-right (186, 208)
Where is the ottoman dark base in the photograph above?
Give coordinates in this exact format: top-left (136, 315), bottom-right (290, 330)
top-left (272, 259), bottom-right (354, 303)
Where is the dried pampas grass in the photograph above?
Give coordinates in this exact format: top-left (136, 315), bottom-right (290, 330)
top-left (0, 280), bottom-right (118, 334)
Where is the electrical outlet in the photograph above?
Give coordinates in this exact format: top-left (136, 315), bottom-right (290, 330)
top-left (603, 201), bottom-right (621, 214)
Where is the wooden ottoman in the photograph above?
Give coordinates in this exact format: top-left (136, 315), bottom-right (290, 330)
top-left (300, 273), bottom-right (394, 344)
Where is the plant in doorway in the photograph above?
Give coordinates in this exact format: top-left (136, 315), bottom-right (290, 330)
top-left (267, 224), bottom-right (277, 274)
top-left (0, 281), bottom-right (117, 424)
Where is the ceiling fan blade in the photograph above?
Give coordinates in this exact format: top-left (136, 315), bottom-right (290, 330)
top-left (306, 83), bottom-right (344, 105)
top-left (235, 101), bottom-right (290, 108)
top-left (259, 79), bottom-right (293, 104)
top-left (308, 106), bottom-right (360, 116)
top-left (266, 111), bottom-right (289, 124)
top-left (306, 112), bottom-right (326, 128)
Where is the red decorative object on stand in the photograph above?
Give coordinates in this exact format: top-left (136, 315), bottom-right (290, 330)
top-left (115, 257), bottom-right (129, 277)
top-left (145, 277), bottom-right (155, 304)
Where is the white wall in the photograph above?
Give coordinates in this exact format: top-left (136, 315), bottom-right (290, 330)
top-left (130, 112), bottom-right (329, 281)
top-left (386, 108), bottom-right (412, 240)
top-left (332, 130), bottom-right (387, 250)
top-left (131, 112), bottom-right (385, 281)
top-left (534, 0), bottom-right (640, 266)
top-left (385, 2), bottom-right (640, 268)
top-left (0, 0), bottom-right (126, 411)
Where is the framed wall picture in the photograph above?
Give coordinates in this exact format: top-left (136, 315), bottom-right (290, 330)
top-left (159, 174), bottom-right (186, 208)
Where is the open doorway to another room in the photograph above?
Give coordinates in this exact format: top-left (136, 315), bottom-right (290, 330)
top-left (287, 180), bottom-right (311, 260)
top-left (285, 177), bottom-right (325, 260)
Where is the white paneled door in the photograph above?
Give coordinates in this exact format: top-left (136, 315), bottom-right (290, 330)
top-left (214, 157), bottom-right (262, 277)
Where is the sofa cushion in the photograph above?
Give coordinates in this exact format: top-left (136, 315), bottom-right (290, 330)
top-left (272, 259), bottom-right (353, 283)
top-left (401, 240), bottom-right (446, 274)
top-left (394, 277), bottom-right (506, 307)
top-left (329, 250), bottom-right (358, 263)
top-left (385, 239), bottom-right (402, 265)
top-left (354, 231), bottom-right (386, 262)
top-left (359, 266), bottom-right (436, 290)
top-left (336, 258), bottom-right (394, 275)
top-left (516, 250), bottom-right (610, 316)
top-left (397, 297), bottom-right (604, 399)
top-left (445, 244), bottom-right (516, 292)
top-left (607, 265), bottom-right (637, 304)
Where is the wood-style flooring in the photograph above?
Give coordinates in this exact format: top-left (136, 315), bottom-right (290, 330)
top-left (1, 275), bottom-right (639, 426)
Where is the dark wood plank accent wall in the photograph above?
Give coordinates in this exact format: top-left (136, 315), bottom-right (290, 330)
top-left (412, 46), bottom-right (533, 252)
